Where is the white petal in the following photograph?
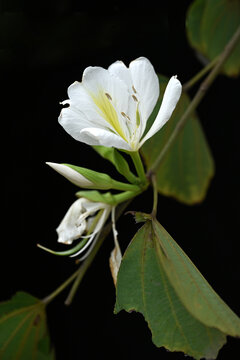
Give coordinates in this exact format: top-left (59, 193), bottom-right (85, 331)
top-left (70, 206), bottom-right (111, 259)
top-left (140, 76), bottom-right (182, 147)
top-left (82, 66), bottom-right (136, 141)
top-left (56, 198), bottom-right (87, 244)
top-left (129, 57), bottom-right (159, 131)
top-left (58, 106), bottom-right (97, 143)
top-left (93, 206), bottom-right (111, 234)
top-left (83, 66), bottom-right (129, 111)
top-left (46, 162), bottom-right (93, 188)
top-left (108, 60), bottom-right (132, 89)
top-left (67, 81), bottom-right (108, 128)
top-left (83, 201), bottom-right (108, 214)
top-left (80, 127), bottom-right (132, 150)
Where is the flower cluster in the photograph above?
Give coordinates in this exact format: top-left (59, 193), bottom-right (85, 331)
top-left (39, 57), bottom-right (182, 267)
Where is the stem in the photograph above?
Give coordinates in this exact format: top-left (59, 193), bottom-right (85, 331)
top-left (64, 200), bottom-right (131, 305)
top-left (130, 151), bottom-right (147, 184)
top-left (42, 268), bottom-right (81, 305)
top-left (148, 24), bottom-right (240, 174)
top-left (113, 190), bottom-right (143, 204)
top-left (151, 174), bottom-right (158, 218)
top-left (111, 179), bottom-right (140, 192)
top-left (183, 56), bottom-right (219, 92)
top-left (64, 258), bottom-right (90, 306)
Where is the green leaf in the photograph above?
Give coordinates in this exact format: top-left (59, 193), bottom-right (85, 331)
top-left (186, 0), bottom-right (240, 77)
top-left (151, 219), bottom-right (240, 336)
top-left (141, 75), bottom-right (215, 205)
top-left (0, 292), bottom-right (54, 360)
top-left (115, 218), bottom-right (240, 359)
top-left (92, 146), bottom-right (139, 184)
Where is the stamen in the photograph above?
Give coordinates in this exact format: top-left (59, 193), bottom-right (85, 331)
top-left (132, 94), bottom-right (138, 102)
top-left (105, 92), bottom-right (112, 101)
top-left (121, 112), bottom-right (131, 121)
top-left (132, 85), bottom-right (137, 94)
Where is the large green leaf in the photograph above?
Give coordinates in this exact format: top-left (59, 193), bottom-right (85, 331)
top-left (115, 218), bottom-right (240, 359)
top-left (141, 75), bottom-right (214, 205)
top-left (0, 292), bottom-right (54, 360)
top-left (186, 0), bottom-right (240, 77)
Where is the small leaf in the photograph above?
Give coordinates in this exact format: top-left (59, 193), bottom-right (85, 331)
top-left (115, 218), bottom-right (240, 359)
top-left (141, 75), bottom-right (215, 205)
top-left (0, 292), bottom-right (54, 360)
top-left (186, 0), bottom-right (240, 77)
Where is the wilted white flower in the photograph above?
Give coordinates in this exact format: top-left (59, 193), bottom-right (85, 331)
top-left (59, 57), bottom-right (182, 151)
top-left (57, 198), bottom-right (111, 258)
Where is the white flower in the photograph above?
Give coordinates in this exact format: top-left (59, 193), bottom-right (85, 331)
top-left (58, 57), bottom-right (182, 151)
top-left (57, 198), bottom-right (111, 258)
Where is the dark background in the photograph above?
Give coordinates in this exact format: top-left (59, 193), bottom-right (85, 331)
top-left (2, 1), bottom-right (240, 359)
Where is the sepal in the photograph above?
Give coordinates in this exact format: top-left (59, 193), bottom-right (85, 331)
top-left (93, 146), bottom-right (140, 184)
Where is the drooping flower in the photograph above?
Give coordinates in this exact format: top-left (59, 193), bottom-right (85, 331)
top-left (58, 57), bottom-right (182, 151)
top-left (56, 197), bottom-right (111, 258)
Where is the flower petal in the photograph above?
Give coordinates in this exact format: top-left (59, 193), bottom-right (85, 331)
top-left (46, 162), bottom-right (94, 188)
top-left (108, 60), bottom-right (132, 89)
top-left (129, 57), bottom-right (159, 129)
top-left (56, 198), bottom-right (87, 244)
top-left (82, 66), bottom-right (137, 141)
top-left (70, 206), bottom-right (111, 259)
top-left (58, 105), bottom-right (98, 143)
top-left (80, 127), bottom-right (132, 150)
top-left (67, 81), bottom-right (109, 128)
top-left (140, 76), bottom-right (182, 147)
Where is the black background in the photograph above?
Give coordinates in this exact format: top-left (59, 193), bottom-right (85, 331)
top-left (2, 1), bottom-right (240, 359)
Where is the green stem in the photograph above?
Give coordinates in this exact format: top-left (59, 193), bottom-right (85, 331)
top-left (42, 268), bottom-right (81, 305)
top-left (130, 151), bottom-right (147, 184)
top-left (113, 190), bottom-right (142, 205)
top-left (111, 179), bottom-right (140, 192)
top-left (183, 56), bottom-right (219, 92)
top-left (151, 173), bottom-right (158, 218)
top-left (148, 24), bottom-right (240, 175)
top-left (64, 257), bottom-right (91, 306)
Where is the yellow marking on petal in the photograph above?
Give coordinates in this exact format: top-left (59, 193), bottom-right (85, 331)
top-left (90, 90), bottom-right (127, 142)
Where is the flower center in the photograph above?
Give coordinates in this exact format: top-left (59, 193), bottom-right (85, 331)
top-left (91, 90), bottom-right (127, 142)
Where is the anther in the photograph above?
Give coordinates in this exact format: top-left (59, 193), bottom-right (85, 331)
top-left (105, 93), bottom-right (112, 101)
top-left (132, 94), bottom-right (138, 102)
top-left (121, 112), bottom-right (130, 121)
top-left (132, 85), bottom-right (137, 94)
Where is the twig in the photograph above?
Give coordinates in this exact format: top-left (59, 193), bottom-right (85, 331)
top-left (148, 25), bottom-right (240, 175)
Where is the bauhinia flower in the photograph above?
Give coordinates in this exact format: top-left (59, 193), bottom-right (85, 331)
top-left (58, 57), bottom-right (182, 151)
top-left (56, 198), bottom-right (111, 259)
